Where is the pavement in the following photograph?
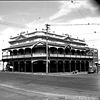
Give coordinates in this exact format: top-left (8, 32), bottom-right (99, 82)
top-left (0, 72), bottom-right (99, 100)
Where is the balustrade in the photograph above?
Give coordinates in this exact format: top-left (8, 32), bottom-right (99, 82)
top-left (65, 55), bottom-right (70, 57)
top-left (70, 55), bottom-right (76, 58)
top-left (12, 55), bottom-right (18, 58)
top-left (50, 54), bottom-right (57, 57)
top-left (2, 50), bottom-right (94, 59)
top-left (2, 55), bottom-right (8, 59)
top-left (17, 55), bottom-right (25, 58)
top-left (25, 54), bottom-right (31, 58)
top-left (32, 53), bottom-right (46, 57)
top-left (58, 54), bottom-right (64, 57)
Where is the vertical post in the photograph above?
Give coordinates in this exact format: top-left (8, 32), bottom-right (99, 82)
top-left (84, 61), bottom-right (86, 72)
top-left (56, 61), bottom-right (58, 73)
top-left (69, 60), bottom-right (71, 72)
top-left (63, 61), bottom-right (65, 72)
top-left (31, 48), bottom-right (33, 73)
top-left (24, 61), bottom-right (26, 72)
top-left (12, 61), bottom-right (14, 72)
top-left (3, 61), bottom-right (4, 72)
top-left (45, 24), bottom-right (50, 74)
top-left (75, 60), bottom-right (76, 71)
top-left (18, 61), bottom-right (20, 72)
top-left (80, 61), bottom-right (81, 72)
top-left (48, 61), bottom-right (50, 73)
top-left (31, 60), bottom-right (33, 73)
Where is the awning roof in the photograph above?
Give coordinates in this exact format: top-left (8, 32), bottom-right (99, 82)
top-left (2, 41), bottom-right (65, 50)
top-left (2, 40), bottom-right (89, 51)
top-left (3, 42), bottom-right (35, 50)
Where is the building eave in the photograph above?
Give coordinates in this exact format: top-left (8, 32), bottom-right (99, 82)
top-left (2, 41), bottom-right (65, 51)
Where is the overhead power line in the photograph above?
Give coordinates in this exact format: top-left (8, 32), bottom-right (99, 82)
top-left (50, 23), bottom-right (100, 26)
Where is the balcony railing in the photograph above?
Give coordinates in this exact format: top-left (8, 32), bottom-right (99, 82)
top-left (2, 53), bottom-right (94, 59)
top-left (80, 56), bottom-right (86, 58)
top-left (70, 55), bottom-right (76, 58)
top-left (2, 55), bottom-right (8, 59)
top-left (58, 54), bottom-right (64, 57)
top-left (50, 54), bottom-right (57, 57)
top-left (25, 54), bottom-right (31, 58)
top-left (12, 55), bottom-right (18, 58)
top-left (65, 55), bottom-right (70, 57)
top-left (32, 53), bottom-right (46, 57)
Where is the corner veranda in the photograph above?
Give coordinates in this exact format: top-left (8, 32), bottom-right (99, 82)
top-left (3, 41), bottom-right (92, 73)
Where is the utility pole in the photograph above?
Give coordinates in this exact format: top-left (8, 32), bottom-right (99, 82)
top-left (45, 24), bottom-right (50, 74)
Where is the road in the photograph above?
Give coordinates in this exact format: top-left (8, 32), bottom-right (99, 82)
top-left (0, 72), bottom-right (99, 99)
top-left (0, 83), bottom-right (51, 100)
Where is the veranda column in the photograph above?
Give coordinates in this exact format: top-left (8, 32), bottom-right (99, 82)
top-left (48, 61), bottom-right (50, 73)
top-left (18, 61), bottom-right (20, 72)
top-left (56, 49), bottom-right (58, 73)
top-left (84, 61), bottom-right (86, 72)
top-left (56, 61), bottom-right (58, 73)
top-left (69, 60), bottom-right (71, 72)
top-left (63, 60), bottom-right (65, 72)
top-left (80, 60), bottom-right (81, 72)
top-left (24, 61), bottom-right (26, 72)
top-left (31, 60), bottom-right (33, 73)
top-left (75, 60), bottom-right (76, 71)
top-left (12, 61), bottom-right (14, 72)
top-left (3, 61), bottom-right (4, 71)
top-left (31, 47), bottom-right (33, 73)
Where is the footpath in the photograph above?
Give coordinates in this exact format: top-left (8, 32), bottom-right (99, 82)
top-left (0, 72), bottom-right (99, 100)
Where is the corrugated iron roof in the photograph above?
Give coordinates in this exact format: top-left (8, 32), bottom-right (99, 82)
top-left (2, 41), bottom-right (66, 50)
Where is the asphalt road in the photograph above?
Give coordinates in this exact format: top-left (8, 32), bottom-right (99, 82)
top-left (0, 72), bottom-right (100, 99)
top-left (0, 83), bottom-right (49, 100)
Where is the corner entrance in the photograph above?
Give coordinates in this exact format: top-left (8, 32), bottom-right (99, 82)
top-left (33, 60), bottom-right (46, 73)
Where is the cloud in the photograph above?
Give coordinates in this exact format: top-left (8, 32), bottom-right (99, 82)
top-left (49, 1), bottom-right (88, 21)
top-left (0, 27), bottom-right (15, 59)
top-left (58, 8), bottom-right (99, 23)
top-left (26, 17), bottom-right (52, 31)
top-left (0, 16), bottom-right (2, 21)
top-left (0, 27), bottom-right (27, 59)
top-left (49, 1), bottom-right (76, 21)
top-left (49, 0), bottom-right (99, 23)
top-left (0, 20), bottom-right (26, 29)
top-left (0, 27), bottom-right (24, 43)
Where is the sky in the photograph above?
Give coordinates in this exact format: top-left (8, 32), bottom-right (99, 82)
top-left (0, 0), bottom-right (100, 60)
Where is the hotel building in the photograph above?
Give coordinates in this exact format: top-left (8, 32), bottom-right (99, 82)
top-left (2, 30), bottom-right (98, 73)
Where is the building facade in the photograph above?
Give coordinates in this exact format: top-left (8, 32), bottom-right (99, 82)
top-left (2, 30), bottom-right (98, 73)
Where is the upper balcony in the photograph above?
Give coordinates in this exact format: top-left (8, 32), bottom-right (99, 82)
top-left (2, 45), bottom-right (95, 60)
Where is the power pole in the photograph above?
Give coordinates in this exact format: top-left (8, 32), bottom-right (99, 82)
top-left (45, 24), bottom-right (50, 74)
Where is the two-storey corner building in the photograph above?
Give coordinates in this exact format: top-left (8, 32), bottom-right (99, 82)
top-left (2, 30), bottom-right (98, 73)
